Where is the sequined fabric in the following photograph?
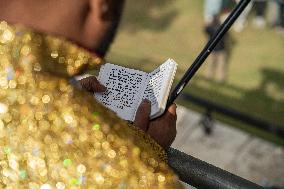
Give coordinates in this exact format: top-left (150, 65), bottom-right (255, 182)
top-left (0, 21), bottom-right (183, 189)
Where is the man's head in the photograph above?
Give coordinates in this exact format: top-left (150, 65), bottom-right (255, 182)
top-left (0, 0), bottom-right (124, 57)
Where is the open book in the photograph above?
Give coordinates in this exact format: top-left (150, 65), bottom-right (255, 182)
top-left (95, 59), bottom-right (177, 122)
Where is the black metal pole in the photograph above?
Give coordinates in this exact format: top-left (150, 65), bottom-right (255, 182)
top-left (180, 93), bottom-right (284, 139)
top-left (167, 148), bottom-right (264, 189)
top-left (167, 0), bottom-right (252, 108)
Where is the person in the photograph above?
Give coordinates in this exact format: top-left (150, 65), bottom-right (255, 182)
top-left (234, 0), bottom-right (253, 32)
top-left (204, 0), bottom-right (223, 24)
top-left (267, 0), bottom-right (280, 27)
top-left (253, 0), bottom-right (268, 28)
top-left (0, 0), bottom-right (182, 188)
top-left (278, 0), bottom-right (284, 29)
top-left (204, 15), bottom-right (230, 83)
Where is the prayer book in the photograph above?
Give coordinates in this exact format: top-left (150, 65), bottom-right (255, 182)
top-left (94, 59), bottom-right (177, 121)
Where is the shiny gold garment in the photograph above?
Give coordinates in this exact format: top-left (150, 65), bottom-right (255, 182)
top-left (0, 21), bottom-right (182, 189)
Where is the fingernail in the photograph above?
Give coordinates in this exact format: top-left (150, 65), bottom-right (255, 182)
top-left (97, 84), bottom-right (107, 92)
top-left (142, 99), bottom-right (150, 105)
top-left (101, 85), bottom-right (107, 91)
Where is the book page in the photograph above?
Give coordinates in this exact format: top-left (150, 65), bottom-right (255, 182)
top-left (143, 59), bottom-right (177, 117)
top-left (95, 63), bottom-right (148, 121)
top-left (143, 67), bottom-right (164, 115)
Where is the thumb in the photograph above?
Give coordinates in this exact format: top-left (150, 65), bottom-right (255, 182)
top-left (134, 99), bottom-right (151, 131)
top-left (166, 103), bottom-right (177, 121)
top-left (80, 76), bottom-right (106, 93)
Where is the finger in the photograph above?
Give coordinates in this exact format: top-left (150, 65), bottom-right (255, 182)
top-left (90, 77), bottom-right (106, 92)
top-left (134, 99), bottom-right (151, 131)
top-left (166, 104), bottom-right (177, 137)
top-left (80, 76), bottom-right (106, 93)
top-left (166, 103), bottom-right (177, 121)
top-left (147, 121), bottom-right (176, 149)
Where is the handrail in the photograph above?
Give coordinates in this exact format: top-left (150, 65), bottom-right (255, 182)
top-left (167, 148), bottom-right (264, 189)
top-left (180, 93), bottom-right (284, 139)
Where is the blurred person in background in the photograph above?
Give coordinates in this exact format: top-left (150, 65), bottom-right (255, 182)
top-left (268, 0), bottom-right (284, 32)
top-left (278, 0), bottom-right (284, 30)
top-left (203, 0), bottom-right (236, 83)
top-left (204, 0), bottom-right (223, 24)
top-left (234, 0), bottom-right (253, 32)
top-left (204, 15), bottom-right (230, 83)
top-left (267, 0), bottom-right (280, 27)
top-left (0, 0), bottom-right (182, 188)
top-left (253, 0), bottom-right (268, 28)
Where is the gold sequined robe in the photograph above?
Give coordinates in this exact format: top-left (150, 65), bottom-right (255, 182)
top-left (0, 21), bottom-right (183, 189)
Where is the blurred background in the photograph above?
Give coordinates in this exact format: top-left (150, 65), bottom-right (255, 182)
top-left (107, 0), bottom-right (284, 188)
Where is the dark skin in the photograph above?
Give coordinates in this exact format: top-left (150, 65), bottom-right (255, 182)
top-left (0, 0), bottom-right (177, 149)
top-left (134, 100), bottom-right (177, 149)
top-left (0, 0), bottom-right (124, 55)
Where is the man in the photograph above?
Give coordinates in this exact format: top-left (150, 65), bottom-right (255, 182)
top-left (204, 0), bottom-right (223, 24)
top-left (0, 0), bottom-right (181, 188)
top-left (253, 0), bottom-right (267, 28)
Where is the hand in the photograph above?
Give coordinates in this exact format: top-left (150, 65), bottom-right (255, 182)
top-left (80, 76), bottom-right (106, 93)
top-left (134, 100), bottom-right (177, 149)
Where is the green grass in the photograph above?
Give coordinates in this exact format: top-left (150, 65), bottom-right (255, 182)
top-left (106, 0), bottom-right (284, 145)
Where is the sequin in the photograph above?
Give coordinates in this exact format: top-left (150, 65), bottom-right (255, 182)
top-left (93, 112), bottom-right (99, 117)
top-left (58, 57), bottom-right (65, 64)
top-left (94, 173), bottom-right (105, 185)
top-left (62, 133), bottom-right (73, 144)
top-left (63, 114), bottom-right (74, 124)
top-left (35, 112), bottom-right (43, 120)
top-left (102, 141), bottom-right (110, 150)
top-left (70, 178), bottom-right (79, 185)
top-left (40, 184), bottom-right (52, 189)
top-left (19, 170), bottom-right (27, 179)
top-left (6, 67), bottom-right (14, 81)
top-left (77, 164), bottom-right (86, 174)
top-left (3, 147), bottom-right (11, 155)
top-left (20, 45), bottom-right (31, 56)
top-left (51, 51), bottom-right (59, 58)
top-left (119, 146), bottom-right (128, 155)
top-left (8, 158), bottom-right (19, 170)
top-left (42, 95), bottom-right (51, 104)
top-left (22, 33), bottom-right (32, 43)
top-left (30, 96), bottom-right (40, 105)
top-left (132, 147), bottom-right (140, 157)
top-left (78, 176), bottom-right (85, 184)
top-left (1, 29), bottom-right (14, 42)
top-left (34, 62), bottom-right (42, 72)
top-left (0, 77), bottom-right (8, 88)
top-left (0, 102), bottom-right (8, 113)
top-left (55, 182), bottom-right (66, 189)
top-left (8, 80), bottom-right (17, 88)
top-left (0, 22), bottom-right (14, 43)
top-left (92, 123), bottom-right (100, 131)
top-left (56, 182), bottom-right (66, 189)
top-left (63, 159), bottom-right (72, 167)
top-left (158, 174), bottom-right (166, 183)
top-left (107, 150), bottom-right (116, 159)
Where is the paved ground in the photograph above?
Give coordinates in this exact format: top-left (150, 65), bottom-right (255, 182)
top-left (172, 106), bottom-right (284, 188)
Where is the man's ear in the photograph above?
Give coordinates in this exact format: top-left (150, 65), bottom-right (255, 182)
top-left (82, 0), bottom-right (112, 53)
top-left (83, 0), bottom-right (125, 56)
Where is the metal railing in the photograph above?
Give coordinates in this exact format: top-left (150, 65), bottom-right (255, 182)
top-left (166, 93), bottom-right (283, 188)
top-left (167, 148), bottom-right (264, 189)
top-left (180, 93), bottom-right (284, 139)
